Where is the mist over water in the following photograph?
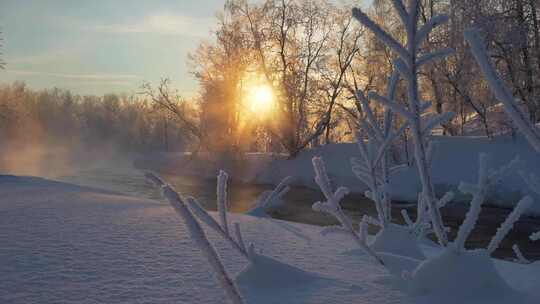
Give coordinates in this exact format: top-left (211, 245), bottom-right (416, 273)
top-left (0, 140), bottom-right (271, 214)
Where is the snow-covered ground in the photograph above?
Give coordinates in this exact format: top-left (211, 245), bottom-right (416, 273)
top-left (135, 134), bottom-right (540, 215)
top-left (2, 175), bottom-right (539, 303)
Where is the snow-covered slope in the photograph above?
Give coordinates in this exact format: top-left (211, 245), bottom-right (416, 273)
top-left (1, 175), bottom-right (539, 303)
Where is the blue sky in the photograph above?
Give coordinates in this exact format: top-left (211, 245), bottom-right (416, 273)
top-left (0, 0), bottom-right (222, 96)
top-left (0, 0), bottom-right (370, 96)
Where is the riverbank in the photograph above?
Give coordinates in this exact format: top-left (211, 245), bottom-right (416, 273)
top-left (2, 175), bottom-right (540, 303)
top-left (135, 135), bottom-right (540, 216)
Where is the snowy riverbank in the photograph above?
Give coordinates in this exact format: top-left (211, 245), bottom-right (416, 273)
top-left (2, 175), bottom-right (539, 303)
top-left (135, 135), bottom-right (540, 215)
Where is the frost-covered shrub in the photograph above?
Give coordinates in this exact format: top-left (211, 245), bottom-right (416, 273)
top-left (351, 75), bottom-right (426, 259)
top-left (402, 155), bottom-right (533, 298)
top-left (351, 71), bottom-right (405, 227)
top-left (352, 0), bottom-right (455, 246)
top-left (311, 156), bottom-right (385, 266)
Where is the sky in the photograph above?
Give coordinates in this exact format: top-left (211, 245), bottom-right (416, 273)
top-left (0, 0), bottom-right (371, 97)
top-left (0, 0), bottom-right (223, 96)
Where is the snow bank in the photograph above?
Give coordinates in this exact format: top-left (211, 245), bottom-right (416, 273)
top-left (263, 136), bottom-right (540, 210)
top-left (135, 135), bottom-right (540, 214)
top-left (408, 249), bottom-right (521, 302)
top-left (2, 175), bottom-right (540, 303)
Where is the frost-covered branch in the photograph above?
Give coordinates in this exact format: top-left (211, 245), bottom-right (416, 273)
top-left (187, 171), bottom-right (265, 263)
top-left (464, 28), bottom-right (540, 153)
top-left (487, 196), bottom-right (532, 255)
top-left (453, 154), bottom-right (489, 251)
top-left (412, 190), bottom-right (453, 238)
top-left (512, 244), bottom-right (531, 264)
top-left (249, 176), bottom-right (292, 216)
top-left (186, 197), bottom-right (250, 259)
top-left (453, 154), bottom-right (523, 252)
top-left (401, 209), bottom-right (414, 227)
top-left (367, 92), bottom-right (414, 122)
top-left (422, 112), bottom-right (456, 134)
top-left (415, 15), bottom-right (449, 47)
top-left (520, 171), bottom-right (540, 197)
top-left (417, 48), bottom-right (454, 67)
top-left (145, 173), bottom-right (245, 304)
top-left (312, 157), bottom-right (385, 266)
top-left (217, 171), bottom-right (230, 235)
top-left (351, 7), bottom-right (409, 60)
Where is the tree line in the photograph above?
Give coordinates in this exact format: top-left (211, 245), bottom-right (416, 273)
top-left (1, 0), bottom-right (539, 159)
top-left (178, 0), bottom-right (540, 157)
top-left (0, 82), bottom-right (193, 157)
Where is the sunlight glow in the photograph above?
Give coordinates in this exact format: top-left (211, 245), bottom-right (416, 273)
top-left (246, 84), bottom-right (275, 114)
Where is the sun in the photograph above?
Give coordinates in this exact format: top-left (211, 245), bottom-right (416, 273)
top-left (246, 84), bottom-right (275, 114)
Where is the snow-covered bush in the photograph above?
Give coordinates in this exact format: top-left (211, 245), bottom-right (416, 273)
top-left (352, 0), bottom-right (455, 246)
top-left (186, 171), bottom-right (322, 291)
top-left (145, 173), bottom-right (246, 304)
top-left (311, 156), bottom-right (385, 266)
top-left (464, 28), bottom-right (540, 153)
top-left (351, 70), bottom-right (406, 227)
top-left (403, 155), bottom-right (533, 298)
top-left (351, 72), bottom-right (425, 260)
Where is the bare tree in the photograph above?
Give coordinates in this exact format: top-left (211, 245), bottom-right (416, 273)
top-left (229, 0), bottom-right (336, 157)
top-left (319, 6), bottom-right (364, 144)
top-left (140, 79), bottom-right (201, 144)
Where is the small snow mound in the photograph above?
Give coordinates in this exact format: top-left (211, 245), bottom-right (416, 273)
top-left (236, 253), bottom-right (364, 303)
top-left (408, 247), bottom-right (514, 299)
top-left (378, 252), bottom-right (422, 278)
top-left (370, 224), bottom-right (426, 260)
top-left (236, 253), bottom-right (323, 289)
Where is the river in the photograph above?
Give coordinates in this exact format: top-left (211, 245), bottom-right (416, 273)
top-left (53, 161), bottom-right (540, 261)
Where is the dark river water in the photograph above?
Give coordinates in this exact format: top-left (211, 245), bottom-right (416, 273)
top-left (56, 163), bottom-right (540, 261)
